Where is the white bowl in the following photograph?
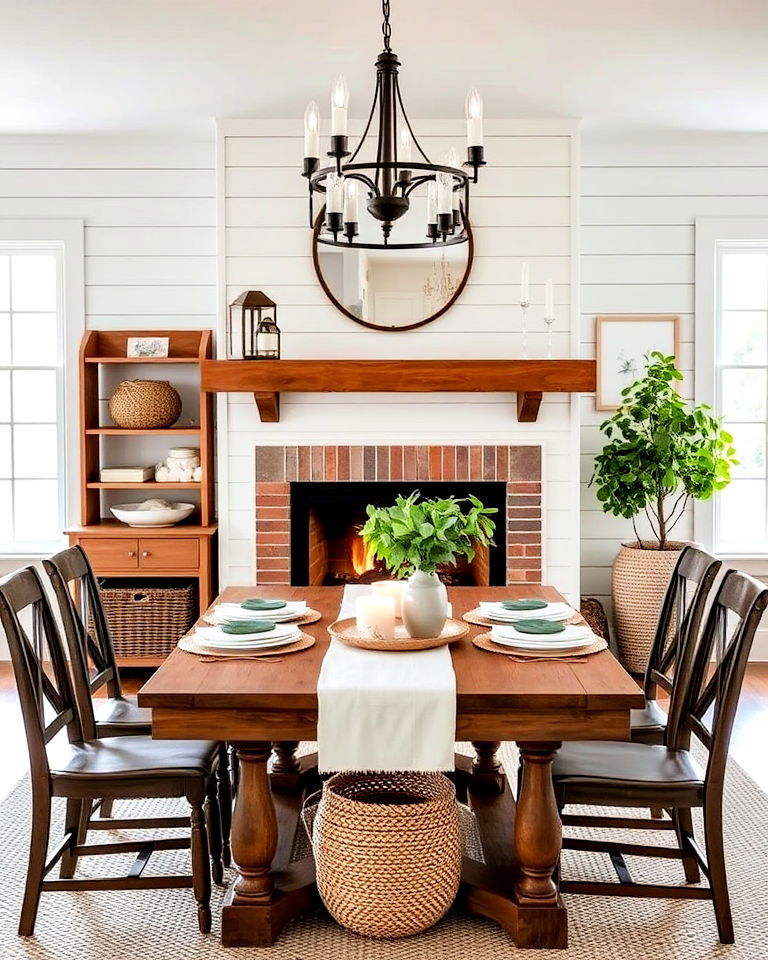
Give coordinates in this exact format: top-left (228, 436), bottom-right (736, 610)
top-left (110, 501), bottom-right (196, 528)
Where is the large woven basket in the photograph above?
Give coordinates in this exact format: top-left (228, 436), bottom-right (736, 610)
top-left (108, 379), bottom-right (181, 429)
top-left (96, 579), bottom-right (197, 659)
top-left (303, 772), bottom-right (462, 938)
top-left (612, 540), bottom-right (686, 673)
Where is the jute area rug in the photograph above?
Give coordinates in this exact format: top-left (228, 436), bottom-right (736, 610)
top-left (1, 743), bottom-right (766, 960)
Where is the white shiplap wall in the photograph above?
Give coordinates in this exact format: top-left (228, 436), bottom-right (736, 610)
top-left (218, 119), bottom-right (582, 600)
top-left (580, 133), bottom-right (768, 624)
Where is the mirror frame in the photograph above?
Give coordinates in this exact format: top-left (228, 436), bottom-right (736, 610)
top-left (311, 207), bottom-right (474, 332)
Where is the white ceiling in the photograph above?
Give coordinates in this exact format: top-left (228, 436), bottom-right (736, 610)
top-left (1, 0), bottom-right (766, 136)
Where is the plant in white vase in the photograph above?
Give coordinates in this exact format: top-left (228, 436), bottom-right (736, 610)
top-left (360, 491), bottom-right (497, 637)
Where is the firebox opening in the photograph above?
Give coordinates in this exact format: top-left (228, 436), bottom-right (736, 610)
top-left (290, 481), bottom-right (507, 587)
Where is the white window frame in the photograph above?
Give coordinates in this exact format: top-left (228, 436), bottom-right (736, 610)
top-left (694, 216), bottom-right (768, 565)
top-left (0, 220), bottom-right (84, 558)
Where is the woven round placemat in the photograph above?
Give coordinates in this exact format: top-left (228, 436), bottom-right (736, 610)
top-left (472, 630), bottom-right (607, 661)
top-left (328, 617), bottom-right (468, 652)
top-left (203, 607), bottom-right (322, 627)
top-left (177, 631), bottom-right (315, 659)
top-left (463, 606), bottom-right (581, 628)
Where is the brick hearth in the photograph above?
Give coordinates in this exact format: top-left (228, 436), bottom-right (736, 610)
top-left (254, 445), bottom-right (542, 585)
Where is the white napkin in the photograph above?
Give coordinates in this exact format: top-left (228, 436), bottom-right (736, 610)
top-left (479, 600), bottom-right (574, 622)
top-left (316, 584), bottom-right (456, 774)
top-left (212, 600), bottom-right (307, 622)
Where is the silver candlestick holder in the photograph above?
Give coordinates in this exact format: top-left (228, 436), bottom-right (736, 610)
top-left (519, 298), bottom-right (530, 359)
top-left (544, 314), bottom-right (555, 359)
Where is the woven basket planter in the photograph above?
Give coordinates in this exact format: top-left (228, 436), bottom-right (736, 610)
top-left (303, 772), bottom-right (462, 938)
top-left (612, 540), bottom-right (687, 673)
top-left (108, 379), bottom-right (182, 429)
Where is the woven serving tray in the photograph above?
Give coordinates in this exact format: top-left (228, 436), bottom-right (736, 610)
top-left (328, 617), bottom-right (469, 652)
top-left (472, 631), bottom-right (607, 661)
top-left (178, 631), bottom-right (315, 659)
top-left (203, 607), bottom-right (322, 627)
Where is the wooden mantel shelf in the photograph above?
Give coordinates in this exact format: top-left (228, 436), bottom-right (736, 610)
top-left (201, 359), bottom-right (596, 423)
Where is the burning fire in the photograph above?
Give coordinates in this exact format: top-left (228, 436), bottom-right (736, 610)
top-left (351, 532), bottom-right (376, 576)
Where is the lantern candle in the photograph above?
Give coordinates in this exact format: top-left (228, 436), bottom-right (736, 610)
top-left (371, 580), bottom-right (407, 619)
top-left (356, 594), bottom-right (396, 641)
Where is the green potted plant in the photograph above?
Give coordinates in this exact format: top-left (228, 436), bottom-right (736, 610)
top-left (360, 491), bottom-right (497, 637)
top-left (590, 352), bottom-right (737, 671)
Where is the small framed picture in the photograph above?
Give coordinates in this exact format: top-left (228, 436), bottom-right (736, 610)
top-left (595, 315), bottom-right (680, 411)
top-left (127, 336), bottom-right (170, 358)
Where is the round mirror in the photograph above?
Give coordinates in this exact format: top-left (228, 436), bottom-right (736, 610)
top-left (312, 207), bottom-right (474, 331)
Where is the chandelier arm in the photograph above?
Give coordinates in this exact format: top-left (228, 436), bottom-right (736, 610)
top-left (402, 174), bottom-right (437, 197)
top-left (342, 171), bottom-right (379, 196)
top-left (348, 69), bottom-right (382, 165)
top-left (394, 74), bottom-right (432, 165)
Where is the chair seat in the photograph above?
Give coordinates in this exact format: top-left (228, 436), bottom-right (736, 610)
top-left (93, 695), bottom-right (152, 736)
top-left (49, 736), bottom-right (219, 787)
top-left (629, 699), bottom-right (667, 745)
top-left (552, 740), bottom-right (705, 807)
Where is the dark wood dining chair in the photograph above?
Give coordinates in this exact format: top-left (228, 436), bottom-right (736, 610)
top-left (552, 568), bottom-right (768, 944)
top-left (43, 545), bottom-right (232, 873)
top-left (0, 565), bottom-right (218, 936)
top-left (630, 545), bottom-right (721, 745)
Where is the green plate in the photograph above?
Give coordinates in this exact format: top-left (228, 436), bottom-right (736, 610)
top-left (500, 599), bottom-right (548, 611)
top-left (511, 619), bottom-right (566, 635)
top-left (241, 598), bottom-right (288, 611)
top-left (221, 620), bottom-right (277, 635)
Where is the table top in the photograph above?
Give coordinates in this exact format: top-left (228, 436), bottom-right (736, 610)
top-left (138, 585), bottom-right (644, 714)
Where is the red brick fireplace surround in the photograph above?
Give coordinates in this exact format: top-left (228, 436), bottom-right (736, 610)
top-left (254, 445), bottom-right (543, 586)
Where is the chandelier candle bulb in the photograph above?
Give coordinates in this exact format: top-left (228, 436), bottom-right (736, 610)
top-left (355, 594), bottom-right (396, 641)
top-left (437, 173), bottom-right (452, 216)
top-left (331, 74), bottom-right (349, 136)
top-left (427, 181), bottom-right (438, 224)
top-left (326, 173), bottom-right (345, 214)
top-left (465, 87), bottom-right (484, 147)
top-left (343, 180), bottom-right (359, 223)
top-left (371, 580), bottom-right (407, 619)
top-left (304, 101), bottom-right (320, 158)
top-left (398, 125), bottom-right (413, 165)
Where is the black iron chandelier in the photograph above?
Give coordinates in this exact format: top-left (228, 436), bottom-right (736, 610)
top-left (301, 0), bottom-right (485, 251)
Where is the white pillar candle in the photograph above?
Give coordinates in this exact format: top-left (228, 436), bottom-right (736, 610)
top-left (371, 580), bottom-right (407, 619)
top-left (356, 594), bottom-right (396, 641)
top-left (520, 262), bottom-right (530, 303)
top-left (331, 74), bottom-right (349, 137)
top-left (437, 172), bottom-right (452, 215)
top-left (544, 278), bottom-right (555, 318)
top-left (326, 172), bottom-right (344, 214)
top-left (427, 181), bottom-right (438, 225)
top-left (303, 101), bottom-right (320, 158)
top-left (465, 87), bottom-right (484, 147)
top-left (343, 179), bottom-right (359, 222)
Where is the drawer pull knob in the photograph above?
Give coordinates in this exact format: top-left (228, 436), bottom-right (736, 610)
top-left (127, 551), bottom-right (136, 558)
top-left (142, 551), bottom-right (151, 558)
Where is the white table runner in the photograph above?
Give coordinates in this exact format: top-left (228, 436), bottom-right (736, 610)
top-left (317, 584), bottom-right (457, 773)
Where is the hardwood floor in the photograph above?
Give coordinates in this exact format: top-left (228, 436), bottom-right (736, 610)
top-left (1, 662), bottom-right (767, 801)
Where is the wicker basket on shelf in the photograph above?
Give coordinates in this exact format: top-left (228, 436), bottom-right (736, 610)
top-left (302, 771), bottom-right (462, 939)
top-left (108, 379), bottom-right (182, 429)
top-left (95, 579), bottom-right (197, 659)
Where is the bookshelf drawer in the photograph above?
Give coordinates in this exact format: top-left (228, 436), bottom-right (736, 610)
top-left (138, 538), bottom-right (200, 570)
top-left (80, 538), bottom-right (140, 570)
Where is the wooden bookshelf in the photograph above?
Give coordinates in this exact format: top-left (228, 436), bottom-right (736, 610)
top-left (68, 330), bottom-right (218, 667)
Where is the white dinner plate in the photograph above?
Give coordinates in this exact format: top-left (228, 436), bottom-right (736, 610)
top-left (196, 624), bottom-right (300, 645)
top-left (191, 633), bottom-right (301, 654)
top-left (490, 625), bottom-right (595, 651)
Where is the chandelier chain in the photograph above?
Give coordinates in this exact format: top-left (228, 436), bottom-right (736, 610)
top-left (382, 0), bottom-right (392, 51)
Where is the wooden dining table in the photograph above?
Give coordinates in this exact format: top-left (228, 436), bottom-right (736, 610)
top-left (137, 584), bottom-right (643, 950)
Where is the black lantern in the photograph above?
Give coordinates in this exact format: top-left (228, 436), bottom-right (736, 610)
top-left (227, 291), bottom-right (280, 360)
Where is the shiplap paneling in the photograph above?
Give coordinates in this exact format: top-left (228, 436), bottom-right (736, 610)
top-left (219, 119), bottom-right (581, 600)
top-left (580, 136), bottom-right (768, 628)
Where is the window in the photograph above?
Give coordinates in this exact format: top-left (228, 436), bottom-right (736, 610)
top-left (0, 221), bottom-right (83, 556)
top-left (0, 250), bottom-right (65, 553)
top-left (696, 218), bottom-right (768, 556)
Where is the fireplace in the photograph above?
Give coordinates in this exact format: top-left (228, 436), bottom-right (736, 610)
top-left (290, 481), bottom-right (507, 586)
top-left (254, 445), bottom-right (543, 586)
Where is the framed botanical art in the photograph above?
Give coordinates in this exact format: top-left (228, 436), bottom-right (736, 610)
top-left (595, 315), bottom-right (681, 411)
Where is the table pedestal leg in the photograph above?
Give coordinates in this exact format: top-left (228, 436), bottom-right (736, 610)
top-left (470, 741), bottom-right (506, 792)
top-left (222, 742), bottom-right (317, 947)
top-left (515, 742), bottom-right (562, 905)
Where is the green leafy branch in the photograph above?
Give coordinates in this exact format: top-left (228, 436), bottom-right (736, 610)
top-left (590, 352), bottom-right (737, 549)
top-left (360, 491), bottom-right (497, 576)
